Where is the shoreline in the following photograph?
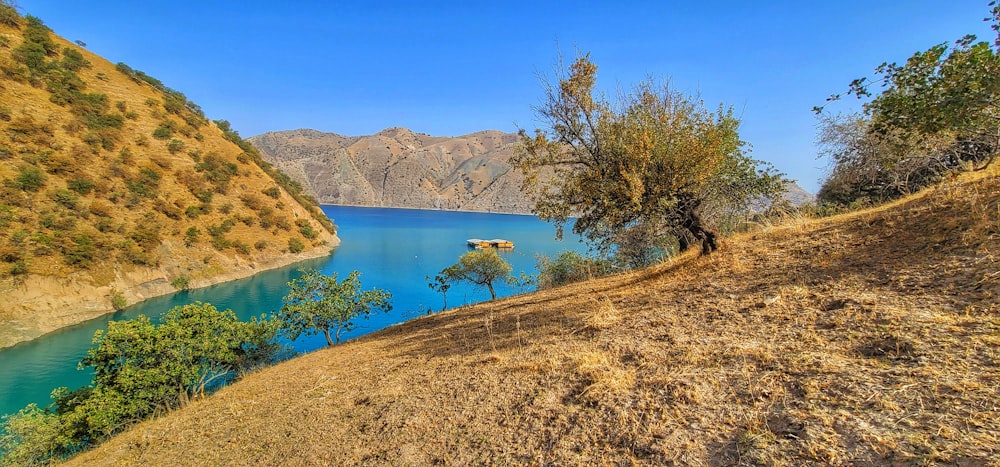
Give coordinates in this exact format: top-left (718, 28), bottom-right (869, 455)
top-left (0, 242), bottom-right (337, 350)
top-left (319, 202), bottom-right (539, 217)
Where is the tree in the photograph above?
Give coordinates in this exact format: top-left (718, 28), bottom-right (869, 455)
top-left (512, 53), bottom-right (783, 261)
top-left (426, 273), bottom-right (451, 311)
top-left (278, 269), bottom-right (391, 346)
top-left (439, 248), bottom-right (514, 300)
top-left (817, 3), bottom-right (1000, 199)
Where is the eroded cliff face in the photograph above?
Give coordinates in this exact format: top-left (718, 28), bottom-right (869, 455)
top-left (250, 128), bottom-right (536, 214)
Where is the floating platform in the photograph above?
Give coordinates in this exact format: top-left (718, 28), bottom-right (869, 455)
top-left (467, 238), bottom-right (514, 249)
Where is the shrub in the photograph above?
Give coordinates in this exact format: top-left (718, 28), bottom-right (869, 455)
top-left (60, 47), bottom-right (89, 71)
top-left (15, 166), bottom-right (45, 191)
top-left (536, 250), bottom-right (613, 289)
top-left (287, 238), bottom-right (305, 253)
top-left (170, 275), bottom-right (191, 290)
top-left (262, 186), bottom-right (280, 199)
top-left (183, 227), bottom-right (200, 246)
top-left (49, 188), bottom-right (79, 209)
top-left (254, 240), bottom-right (267, 251)
top-left (109, 289), bottom-right (126, 310)
top-left (67, 177), bottom-right (95, 195)
top-left (152, 124), bottom-right (173, 140)
top-left (297, 219), bottom-right (318, 239)
top-left (166, 138), bottom-right (184, 154)
top-left (233, 241), bottom-right (251, 255)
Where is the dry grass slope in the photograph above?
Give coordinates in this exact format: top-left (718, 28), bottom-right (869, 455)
top-left (71, 169), bottom-right (999, 465)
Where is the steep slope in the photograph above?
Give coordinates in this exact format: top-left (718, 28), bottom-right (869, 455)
top-left (249, 128), bottom-right (539, 214)
top-left (70, 169), bottom-right (999, 464)
top-left (0, 13), bottom-right (338, 348)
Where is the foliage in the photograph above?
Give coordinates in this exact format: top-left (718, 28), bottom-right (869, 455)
top-left (278, 269), bottom-right (391, 346)
top-left (14, 165), bottom-right (45, 192)
top-left (512, 53), bottom-right (783, 262)
top-left (183, 226), bottom-right (201, 246)
top-left (0, 303), bottom-right (286, 463)
top-left (438, 248), bottom-right (515, 300)
top-left (816, 4), bottom-right (1000, 205)
top-left (171, 275), bottom-right (191, 290)
top-left (0, 1), bottom-right (19, 28)
top-left (0, 404), bottom-right (78, 465)
top-left (108, 289), bottom-right (127, 310)
top-left (536, 250), bottom-right (614, 289)
top-left (287, 237), bottom-right (305, 253)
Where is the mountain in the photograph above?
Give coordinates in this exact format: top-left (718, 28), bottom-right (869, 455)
top-left (249, 128), bottom-right (534, 213)
top-left (250, 127), bottom-right (814, 214)
top-left (0, 12), bottom-right (338, 348)
top-left (68, 166), bottom-right (1000, 465)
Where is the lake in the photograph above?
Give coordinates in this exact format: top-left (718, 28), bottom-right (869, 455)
top-left (0, 206), bottom-right (585, 419)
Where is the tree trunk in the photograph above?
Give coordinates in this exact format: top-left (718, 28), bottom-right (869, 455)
top-left (486, 282), bottom-right (497, 300)
top-left (679, 200), bottom-right (719, 255)
top-left (322, 328), bottom-right (335, 347)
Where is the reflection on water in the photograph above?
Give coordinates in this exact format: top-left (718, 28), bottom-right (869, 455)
top-left (0, 206), bottom-right (584, 418)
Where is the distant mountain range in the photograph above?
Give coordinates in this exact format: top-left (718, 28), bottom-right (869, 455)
top-left (250, 128), bottom-right (814, 214)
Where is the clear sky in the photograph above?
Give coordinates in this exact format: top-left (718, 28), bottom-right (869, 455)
top-left (13, 1), bottom-right (997, 192)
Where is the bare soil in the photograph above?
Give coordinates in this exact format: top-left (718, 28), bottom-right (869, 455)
top-left (69, 171), bottom-right (1000, 465)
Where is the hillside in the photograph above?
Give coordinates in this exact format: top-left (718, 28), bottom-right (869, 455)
top-left (249, 128), bottom-right (534, 213)
top-left (69, 169), bottom-right (998, 463)
top-left (0, 12), bottom-right (338, 348)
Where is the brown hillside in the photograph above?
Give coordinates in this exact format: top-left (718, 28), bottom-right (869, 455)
top-left (70, 168), bottom-right (998, 464)
top-left (0, 13), bottom-right (337, 348)
top-left (249, 128), bottom-right (534, 213)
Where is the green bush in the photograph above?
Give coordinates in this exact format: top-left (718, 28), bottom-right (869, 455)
top-left (49, 188), bottom-right (79, 209)
top-left (166, 138), bottom-right (184, 154)
top-left (60, 47), bottom-right (89, 71)
top-left (288, 238), bottom-right (305, 253)
top-left (261, 186), bottom-right (280, 199)
top-left (171, 275), bottom-right (191, 290)
top-left (536, 250), bottom-right (613, 289)
top-left (152, 123), bottom-right (173, 140)
top-left (67, 177), bottom-right (95, 195)
top-left (15, 166), bottom-right (45, 191)
top-left (183, 227), bottom-right (201, 246)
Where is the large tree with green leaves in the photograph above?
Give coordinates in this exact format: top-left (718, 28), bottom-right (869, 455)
top-left (278, 269), bottom-right (391, 346)
top-left (816, 3), bottom-right (999, 204)
top-left (512, 54), bottom-right (783, 261)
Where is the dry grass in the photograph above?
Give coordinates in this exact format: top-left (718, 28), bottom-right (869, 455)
top-left (69, 169), bottom-right (1000, 465)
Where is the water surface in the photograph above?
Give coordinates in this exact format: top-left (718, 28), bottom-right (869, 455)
top-left (0, 206), bottom-right (584, 419)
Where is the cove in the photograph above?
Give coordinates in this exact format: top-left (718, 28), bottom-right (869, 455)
top-left (0, 206), bottom-right (585, 419)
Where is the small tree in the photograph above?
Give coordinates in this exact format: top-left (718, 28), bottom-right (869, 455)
top-left (278, 269), bottom-right (391, 346)
top-left (426, 273), bottom-right (451, 311)
top-left (440, 248), bottom-right (514, 300)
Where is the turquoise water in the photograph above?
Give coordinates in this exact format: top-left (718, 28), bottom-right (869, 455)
top-left (0, 206), bottom-right (584, 419)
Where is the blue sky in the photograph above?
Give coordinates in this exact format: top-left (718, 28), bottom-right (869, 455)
top-left (14, 1), bottom-right (997, 192)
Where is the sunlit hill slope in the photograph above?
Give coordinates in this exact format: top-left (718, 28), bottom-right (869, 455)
top-left (71, 167), bottom-right (998, 464)
top-left (0, 11), bottom-right (338, 348)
